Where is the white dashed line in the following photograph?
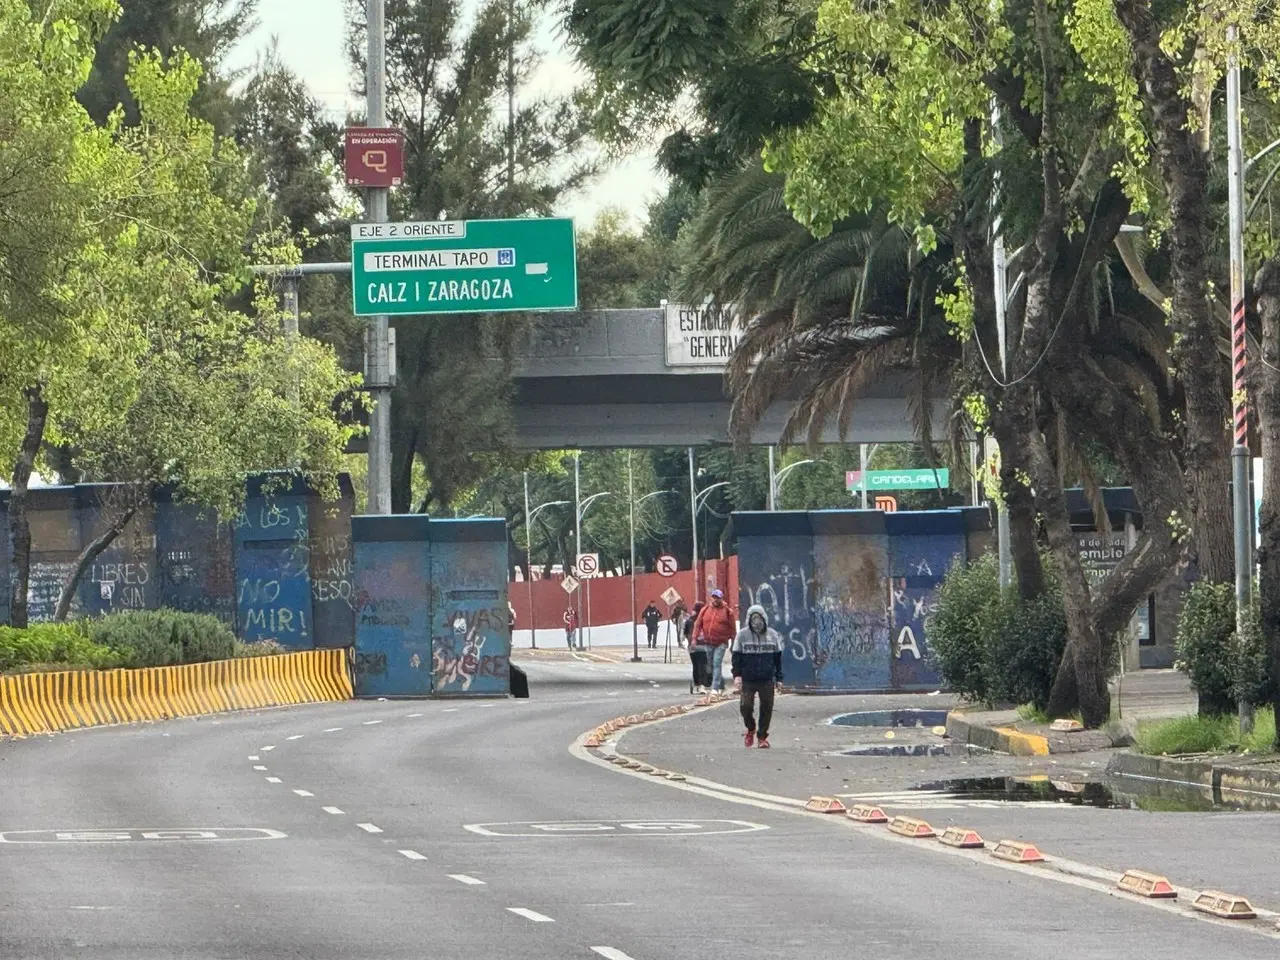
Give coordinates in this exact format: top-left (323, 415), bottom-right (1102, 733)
top-left (362, 720), bottom-right (383, 725)
top-left (507, 908), bottom-right (553, 923)
top-left (591, 949), bottom-right (637, 960)
top-left (398, 849), bottom-right (427, 861)
top-left (261, 746), bottom-right (275, 751)
top-left (265, 777), bottom-right (282, 784)
top-left (322, 807), bottom-right (345, 815)
top-left (253, 765), bottom-right (268, 771)
top-left (480, 704), bottom-right (494, 708)
top-left (448, 874), bottom-right (485, 886)
top-left (357, 823), bottom-right (383, 834)
top-left (248, 755), bottom-right (260, 761)
top-left (443, 708), bottom-right (458, 712)
top-left (292, 789), bottom-right (314, 797)
top-left (407, 713), bottom-right (423, 718)
top-left (323, 727), bottom-right (343, 732)
top-left (287, 735), bottom-right (304, 740)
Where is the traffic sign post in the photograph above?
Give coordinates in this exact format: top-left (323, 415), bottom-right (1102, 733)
top-left (845, 468), bottom-right (950, 493)
top-left (656, 554), bottom-right (678, 577)
top-left (351, 218), bottom-right (578, 317)
top-left (561, 575), bottom-right (580, 595)
top-left (575, 553), bottom-right (599, 577)
top-left (661, 586), bottom-right (682, 607)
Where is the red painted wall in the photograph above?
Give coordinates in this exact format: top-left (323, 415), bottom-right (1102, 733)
top-left (510, 559), bottom-right (738, 630)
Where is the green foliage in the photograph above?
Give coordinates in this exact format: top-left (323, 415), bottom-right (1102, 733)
top-left (1174, 581), bottom-right (1238, 712)
top-left (234, 639), bottom-right (287, 658)
top-left (1135, 713), bottom-right (1235, 755)
top-left (929, 553), bottom-right (1068, 711)
top-left (86, 610), bottom-right (236, 668)
top-left (0, 623), bottom-right (118, 673)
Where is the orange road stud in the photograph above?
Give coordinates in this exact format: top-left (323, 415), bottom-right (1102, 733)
top-left (583, 735), bottom-right (602, 748)
top-left (642, 711), bottom-right (656, 721)
top-left (1050, 718), bottom-right (1084, 732)
top-left (938, 826), bottom-right (984, 848)
top-left (991, 840), bottom-right (1045, 863)
top-left (626, 715), bottom-right (640, 724)
top-left (1117, 870), bottom-right (1176, 899)
top-left (648, 768), bottom-right (667, 776)
top-left (804, 796), bottom-right (847, 814)
top-left (666, 773), bottom-right (686, 781)
top-left (846, 804), bottom-right (889, 823)
top-left (887, 816), bottom-right (935, 838)
top-left (1191, 891), bottom-right (1256, 919)
top-left (624, 761), bottom-right (643, 769)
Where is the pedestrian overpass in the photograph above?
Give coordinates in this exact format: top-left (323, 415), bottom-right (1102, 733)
top-left (510, 308), bottom-right (939, 448)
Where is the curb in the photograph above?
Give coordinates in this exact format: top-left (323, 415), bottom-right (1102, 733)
top-left (945, 713), bottom-right (1050, 756)
top-left (1107, 752), bottom-right (1280, 805)
top-left (0, 649), bottom-right (353, 737)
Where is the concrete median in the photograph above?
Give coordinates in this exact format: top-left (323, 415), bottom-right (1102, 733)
top-left (0, 648), bottom-right (353, 736)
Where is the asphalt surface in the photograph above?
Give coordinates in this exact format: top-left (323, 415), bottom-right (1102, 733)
top-left (0, 657), bottom-right (1272, 959)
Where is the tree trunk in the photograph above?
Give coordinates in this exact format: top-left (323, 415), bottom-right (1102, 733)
top-left (1028, 430), bottom-right (1110, 726)
top-left (8, 386), bottom-right (49, 629)
top-left (390, 418), bottom-right (417, 514)
top-left (1113, 0), bottom-right (1234, 591)
top-left (1254, 260), bottom-right (1280, 749)
top-left (991, 416), bottom-right (1047, 600)
top-left (53, 507), bottom-right (136, 622)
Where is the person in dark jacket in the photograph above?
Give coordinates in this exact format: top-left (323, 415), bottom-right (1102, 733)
top-left (684, 601), bottom-right (709, 691)
top-left (642, 601), bottom-right (662, 648)
top-left (731, 604), bottom-right (785, 748)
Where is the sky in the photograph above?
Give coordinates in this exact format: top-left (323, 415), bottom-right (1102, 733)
top-left (224, 0), bottom-right (667, 227)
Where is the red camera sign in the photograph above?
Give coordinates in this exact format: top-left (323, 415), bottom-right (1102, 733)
top-left (344, 127), bottom-right (405, 188)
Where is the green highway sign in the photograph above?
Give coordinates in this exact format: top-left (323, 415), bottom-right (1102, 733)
top-left (350, 218), bottom-right (577, 317)
top-left (845, 468), bottom-right (950, 492)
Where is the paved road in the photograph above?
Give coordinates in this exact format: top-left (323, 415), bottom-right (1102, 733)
top-left (0, 662), bottom-right (1270, 959)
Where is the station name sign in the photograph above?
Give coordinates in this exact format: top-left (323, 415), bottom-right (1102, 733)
top-left (664, 301), bottom-right (748, 370)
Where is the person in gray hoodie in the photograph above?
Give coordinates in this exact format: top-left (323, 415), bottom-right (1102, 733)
top-left (731, 604), bottom-right (785, 748)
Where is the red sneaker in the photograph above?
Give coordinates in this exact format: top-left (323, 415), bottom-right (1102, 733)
top-left (744, 730), bottom-right (755, 748)
top-left (757, 736), bottom-right (770, 749)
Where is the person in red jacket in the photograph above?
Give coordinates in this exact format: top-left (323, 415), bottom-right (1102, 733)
top-left (692, 589), bottom-right (736, 693)
top-left (563, 605), bottom-right (578, 649)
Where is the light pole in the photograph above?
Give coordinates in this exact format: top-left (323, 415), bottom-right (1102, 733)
top-left (629, 476), bottom-right (678, 662)
top-left (692, 479), bottom-right (729, 604)
top-left (770, 458), bottom-right (822, 509)
top-left (577, 490), bottom-right (613, 649)
top-left (858, 443), bottom-right (880, 508)
top-left (522, 470), bottom-right (567, 651)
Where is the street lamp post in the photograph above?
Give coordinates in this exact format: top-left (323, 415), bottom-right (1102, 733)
top-left (692, 480), bottom-right (729, 604)
top-left (577, 490), bottom-right (613, 650)
top-left (522, 471), bottom-right (567, 651)
top-left (770, 458), bottom-right (818, 509)
top-left (628, 479), bottom-right (679, 662)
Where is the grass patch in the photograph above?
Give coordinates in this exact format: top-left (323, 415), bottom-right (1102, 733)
top-left (1135, 708), bottom-right (1278, 756)
top-left (1016, 703), bottom-right (1084, 725)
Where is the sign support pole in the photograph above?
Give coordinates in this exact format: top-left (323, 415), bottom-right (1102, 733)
top-left (365, 0), bottom-right (392, 514)
top-left (629, 451), bottom-right (640, 663)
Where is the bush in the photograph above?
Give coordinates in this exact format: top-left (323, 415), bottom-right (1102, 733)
top-left (234, 639), bottom-right (287, 658)
top-left (0, 623), bottom-right (119, 673)
top-left (1174, 581), bottom-right (1236, 713)
top-left (928, 552), bottom-right (1067, 712)
top-left (86, 610), bottom-right (236, 668)
top-left (929, 554), bottom-right (1001, 704)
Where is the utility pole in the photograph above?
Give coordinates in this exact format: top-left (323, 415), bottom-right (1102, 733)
top-left (573, 453), bottom-right (583, 650)
top-left (990, 90), bottom-right (1013, 590)
top-left (506, 0), bottom-right (516, 197)
top-left (629, 451), bottom-right (640, 663)
top-left (767, 446), bottom-right (775, 510)
top-left (365, 0), bottom-right (392, 514)
top-left (523, 470), bottom-right (535, 650)
top-left (1227, 22), bottom-right (1255, 733)
top-left (688, 447), bottom-right (699, 605)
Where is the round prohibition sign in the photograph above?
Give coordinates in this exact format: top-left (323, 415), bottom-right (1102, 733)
top-left (656, 555), bottom-right (678, 578)
top-left (463, 819), bottom-right (769, 838)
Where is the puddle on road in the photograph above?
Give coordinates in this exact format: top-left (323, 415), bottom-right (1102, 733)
top-left (829, 709), bottom-right (950, 728)
top-left (830, 743), bottom-right (988, 758)
top-left (907, 775), bottom-right (1280, 812)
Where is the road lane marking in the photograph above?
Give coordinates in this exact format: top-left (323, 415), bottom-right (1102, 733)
top-left (265, 777), bottom-right (282, 784)
top-left (248, 755), bottom-right (260, 761)
top-left (1, 828), bottom-right (287, 843)
top-left (464, 820), bottom-right (768, 837)
top-left (507, 908), bottom-right (553, 922)
top-left (448, 874), bottom-right (485, 885)
top-left (443, 708), bottom-right (458, 712)
top-left (357, 823), bottom-right (383, 834)
top-left (362, 720), bottom-right (383, 725)
top-left (398, 849), bottom-right (426, 860)
top-left (287, 735), bottom-right (304, 740)
top-left (592, 949), bottom-right (637, 960)
top-left (253, 765), bottom-right (268, 771)
top-left (261, 746), bottom-right (275, 751)
top-left (407, 712), bottom-right (423, 718)
top-left (292, 790), bottom-right (314, 797)
top-left (324, 727), bottom-right (343, 732)
top-left (322, 807), bottom-right (345, 815)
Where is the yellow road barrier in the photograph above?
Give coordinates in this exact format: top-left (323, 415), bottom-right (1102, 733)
top-left (0, 649), bottom-right (353, 737)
